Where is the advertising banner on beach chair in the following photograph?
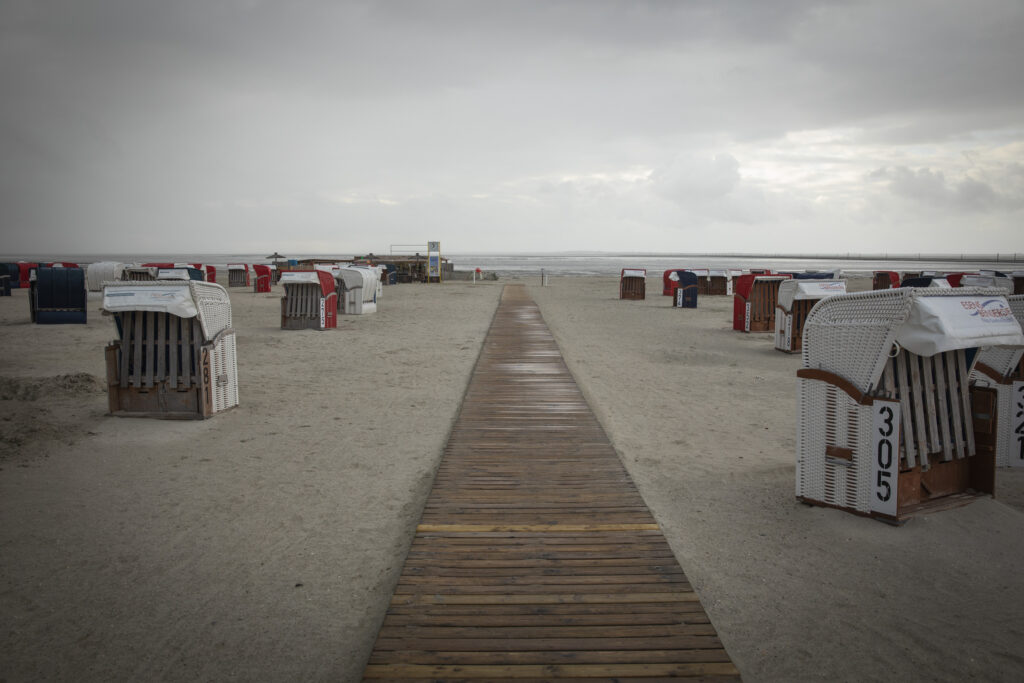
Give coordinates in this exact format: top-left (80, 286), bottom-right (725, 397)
top-left (795, 287), bottom-right (1024, 522)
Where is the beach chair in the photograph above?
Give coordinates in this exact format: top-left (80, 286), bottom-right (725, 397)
top-left (227, 264), bottom-right (250, 288)
top-left (959, 273), bottom-right (1013, 293)
top-left (86, 262), bottom-right (126, 291)
top-left (17, 263), bottom-right (38, 288)
top-left (252, 265), bottom-right (272, 293)
top-left (336, 267), bottom-right (379, 314)
top-left (1, 263), bottom-right (19, 289)
top-left (970, 294), bottom-right (1024, 468)
top-left (124, 266), bottom-right (158, 281)
top-left (280, 271), bottom-right (337, 330)
top-left (619, 268), bottom-right (646, 300)
top-left (30, 267), bottom-right (87, 324)
top-left (101, 280), bottom-right (238, 418)
top-left (873, 271), bottom-right (900, 290)
top-left (157, 268), bottom-right (204, 281)
top-left (707, 269), bottom-right (738, 296)
top-left (1007, 270), bottom-right (1024, 294)
top-left (901, 275), bottom-right (951, 289)
top-left (0, 274), bottom-right (10, 296)
top-left (795, 287), bottom-right (1024, 522)
top-left (733, 274), bottom-right (790, 332)
top-left (669, 270), bottom-right (698, 308)
top-left (775, 280), bottom-right (847, 353)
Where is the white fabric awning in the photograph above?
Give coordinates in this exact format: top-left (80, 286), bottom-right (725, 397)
top-left (778, 280), bottom-right (847, 309)
top-left (621, 269), bottom-right (646, 278)
top-left (280, 271), bottom-right (321, 285)
top-left (102, 285), bottom-right (198, 318)
top-left (895, 294), bottom-right (1024, 356)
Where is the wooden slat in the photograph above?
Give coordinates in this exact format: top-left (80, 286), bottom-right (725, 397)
top-left (364, 285), bottom-right (736, 679)
top-left (131, 310), bottom-right (143, 389)
top-left (168, 315), bottom-right (179, 390)
top-left (156, 312), bottom-right (166, 382)
top-left (945, 350), bottom-right (966, 458)
top-left (144, 312), bottom-right (154, 388)
top-left (181, 314), bottom-right (191, 387)
top-left (933, 352), bottom-right (953, 461)
top-left (957, 350), bottom-right (976, 456)
top-left (908, 351), bottom-right (929, 467)
top-left (119, 313), bottom-right (131, 389)
top-left (894, 353), bottom-right (917, 467)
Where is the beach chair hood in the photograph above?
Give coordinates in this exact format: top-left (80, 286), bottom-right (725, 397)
top-left (777, 280), bottom-right (846, 311)
top-left (279, 270), bottom-right (335, 296)
top-left (102, 281), bottom-right (232, 340)
top-left (803, 287), bottom-right (1024, 395)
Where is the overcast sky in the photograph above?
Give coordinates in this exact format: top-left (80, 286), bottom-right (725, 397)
top-left (2, 0), bottom-right (1023, 255)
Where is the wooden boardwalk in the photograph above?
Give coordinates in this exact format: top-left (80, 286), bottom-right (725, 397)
top-left (364, 285), bottom-right (739, 681)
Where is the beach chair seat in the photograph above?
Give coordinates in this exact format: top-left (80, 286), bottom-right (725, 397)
top-left (795, 287), bottom-right (1024, 522)
top-left (102, 281), bottom-right (238, 419)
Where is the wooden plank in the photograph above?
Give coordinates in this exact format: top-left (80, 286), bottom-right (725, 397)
top-left (131, 310), bottom-right (143, 389)
top-left (181, 314), bottom-right (191, 388)
top-left (119, 313), bottom-right (131, 389)
top-left (932, 352), bottom-right (953, 461)
top-left (957, 349), bottom-right (976, 456)
top-left (168, 315), bottom-right (179, 390)
top-left (362, 663), bottom-right (741, 678)
top-left (945, 350), bottom-right (966, 458)
top-left (908, 351), bottom-right (929, 467)
top-left (143, 312), bottom-right (154, 389)
top-left (894, 353), bottom-right (917, 467)
top-left (364, 284), bottom-right (736, 679)
top-left (155, 312), bottom-right (165, 382)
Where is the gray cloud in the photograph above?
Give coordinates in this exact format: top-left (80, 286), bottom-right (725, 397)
top-left (2, 0), bottom-right (1023, 254)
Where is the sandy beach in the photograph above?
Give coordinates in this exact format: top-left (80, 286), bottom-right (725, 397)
top-left (2, 276), bottom-right (1023, 682)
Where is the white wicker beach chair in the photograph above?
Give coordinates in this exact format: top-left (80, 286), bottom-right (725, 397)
top-left (102, 280), bottom-right (239, 418)
top-left (796, 287), bottom-right (1024, 521)
top-left (774, 280), bottom-right (847, 353)
top-left (970, 294), bottom-right (1024, 467)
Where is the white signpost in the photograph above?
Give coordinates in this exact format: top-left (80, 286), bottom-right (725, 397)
top-left (427, 241), bottom-right (441, 281)
top-left (870, 399), bottom-right (901, 517)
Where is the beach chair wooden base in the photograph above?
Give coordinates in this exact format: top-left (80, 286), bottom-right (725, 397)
top-left (105, 342), bottom-right (216, 419)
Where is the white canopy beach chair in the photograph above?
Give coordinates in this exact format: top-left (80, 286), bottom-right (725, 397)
top-left (280, 271), bottom-right (338, 330)
top-left (970, 294), bottom-right (1024, 468)
top-left (774, 280), bottom-right (847, 353)
top-left (102, 281), bottom-right (239, 419)
top-left (796, 287), bottom-right (1024, 522)
top-left (86, 262), bottom-right (125, 291)
top-left (335, 266), bottom-right (379, 314)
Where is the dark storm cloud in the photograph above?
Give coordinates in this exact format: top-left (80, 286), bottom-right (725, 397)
top-left (2, 0), bottom-right (1022, 253)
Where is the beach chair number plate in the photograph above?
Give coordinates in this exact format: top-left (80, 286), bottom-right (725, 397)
top-left (1014, 381), bottom-right (1024, 467)
top-left (871, 399), bottom-right (901, 516)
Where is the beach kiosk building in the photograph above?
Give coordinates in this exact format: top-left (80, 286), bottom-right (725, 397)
top-left (795, 287), bottom-right (1024, 522)
top-left (774, 280), bottom-right (847, 353)
top-left (102, 280), bottom-right (239, 419)
top-left (280, 271), bottom-right (337, 330)
top-left (971, 294), bottom-right (1024, 468)
top-left (733, 274), bottom-right (790, 332)
top-left (619, 268), bottom-right (646, 300)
